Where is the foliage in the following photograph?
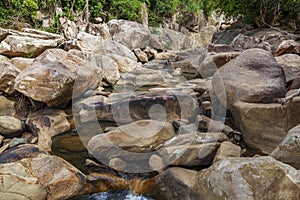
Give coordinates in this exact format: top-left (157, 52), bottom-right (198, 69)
top-left (213, 0), bottom-right (300, 26)
top-left (0, 0), bottom-right (298, 31)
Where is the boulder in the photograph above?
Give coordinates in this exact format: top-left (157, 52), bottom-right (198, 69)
top-left (74, 91), bottom-right (198, 125)
top-left (149, 167), bottom-right (197, 200)
top-left (275, 40), bottom-right (300, 56)
top-left (161, 143), bottom-right (219, 166)
top-left (134, 48), bottom-right (148, 63)
top-left (0, 162), bottom-right (47, 200)
top-left (190, 25), bottom-right (217, 46)
top-left (213, 141), bottom-right (241, 163)
top-left (10, 57), bottom-right (34, 71)
top-left (87, 120), bottom-right (176, 171)
top-left (0, 144), bottom-right (86, 200)
top-left (14, 49), bottom-right (99, 106)
top-left (0, 35), bottom-right (61, 57)
top-left (76, 32), bottom-right (137, 61)
top-left (212, 48), bottom-right (286, 108)
top-left (107, 19), bottom-right (151, 50)
top-left (271, 125), bottom-right (300, 169)
top-left (0, 60), bottom-right (20, 94)
top-left (198, 51), bottom-right (240, 78)
top-left (191, 156), bottom-right (300, 199)
top-left (0, 96), bottom-right (16, 116)
top-left (232, 97), bottom-right (300, 154)
top-left (230, 33), bottom-right (272, 51)
top-left (0, 116), bottom-right (22, 137)
top-left (107, 54), bottom-right (141, 72)
top-left (275, 54), bottom-right (300, 82)
top-left (26, 109), bottom-right (70, 152)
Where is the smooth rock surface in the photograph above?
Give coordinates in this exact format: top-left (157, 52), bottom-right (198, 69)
top-left (212, 48), bottom-right (286, 108)
top-left (14, 49), bottom-right (99, 106)
top-left (0, 116), bottom-right (22, 137)
top-left (271, 125), bottom-right (300, 169)
top-left (191, 156), bottom-right (300, 199)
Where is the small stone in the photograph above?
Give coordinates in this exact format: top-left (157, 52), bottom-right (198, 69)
top-left (0, 116), bottom-right (22, 137)
top-left (9, 137), bottom-right (28, 148)
top-left (134, 48), bottom-right (148, 63)
top-left (149, 154), bottom-right (165, 171)
top-left (109, 158), bottom-right (129, 171)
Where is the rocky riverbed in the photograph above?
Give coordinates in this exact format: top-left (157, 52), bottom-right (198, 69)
top-left (0, 17), bottom-right (300, 200)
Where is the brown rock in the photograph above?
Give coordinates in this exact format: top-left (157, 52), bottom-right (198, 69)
top-left (231, 33), bottom-right (272, 51)
top-left (212, 48), bottom-right (286, 108)
top-left (275, 40), bottom-right (300, 56)
top-left (191, 156), bottom-right (300, 199)
top-left (232, 97), bottom-right (300, 154)
top-left (10, 57), bottom-right (34, 71)
top-left (0, 60), bottom-right (20, 94)
top-left (0, 116), bottom-right (22, 137)
top-left (14, 49), bottom-right (99, 106)
top-left (213, 141), bottom-right (241, 163)
top-left (0, 96), bottom-right (16, 116)
top-left (26, 109), bottom-right (70, 152)
top-left (271, 125), bottom-right (300, 169)
top-left (275, 54), bottom-right (300, 82)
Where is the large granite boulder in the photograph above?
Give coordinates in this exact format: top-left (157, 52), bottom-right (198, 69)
top-left (107, 19), bottom-right (151, 50)
top-left (212, 48), bottom-right (286, 108)
top-left (76, 32), bottom-right (137, 61)
top-left (0, 29), bottom-right (63, 57)
top-left (232, 97), bottom-right (300, 154)
top-left (87, 120), bottom-right (176, 172)
top-left (74, 91), bottom-right (198, 125)
top-left (14, 49), bottom-right (99, 106)
top-left (271, 124), bottom-right (300, 169)
top-left (0, 144), bottom-right (86, 200)
top-left (191, 156), bottom-right (300, 199)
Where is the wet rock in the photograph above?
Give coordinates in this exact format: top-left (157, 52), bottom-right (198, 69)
top-left (107, 19), bottom-right (151, 50)
top-left (0, 60), bottom-right (20, 94)
top-left (212, 48), bottom-right (286, 108)
top-left (213, 141), bottom-right (241, 163)
top-left (10, 57), bottom-right (34, 71)
top-left (0, 144), bottom-right (86, 199)
top-left (275, 40), bottom-right (300, 56)
top-left (0, 96), bottom-right (16, 116)
top-left (150, 167), bottom-right (197, 200)
top-left (76, 32), bottom-right (137, 61)
top-left (26, 109), bottom-right (70, 152)
top-left (275, 54), bottom-right (300, 82)
top-left (191, 156), bottom-right (300, 199)
top-left (271, 125), bottom-right (300, 169)
top-left (14, 49), bottom-right (99, 106)
top-left (161, 143), bottom-right (219, 167)
top-left (0, 116), bottom-right (22, 137)
top-left (230, 33), bottom-right (272, 51)
top-left (87, 120), bottom-right (176, 169)
top-left (232, 98), bottom-right (300, 154)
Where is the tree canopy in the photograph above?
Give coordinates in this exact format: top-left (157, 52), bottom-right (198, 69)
top-left (0, 0), bottom-right (299, 31)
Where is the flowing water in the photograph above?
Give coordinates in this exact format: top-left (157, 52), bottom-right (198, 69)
top-left (52, 121), bottom-right (156, 200)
